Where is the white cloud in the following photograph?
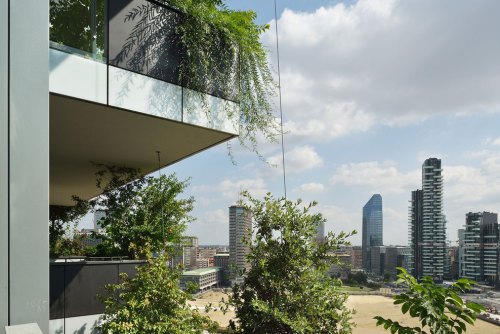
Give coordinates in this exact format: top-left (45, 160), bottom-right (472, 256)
top-left (262, 0), bottom-right (500, 142)
top-left (267, 145), bottom-right (323, 173)
top-left (329, 161), bottom-right (420, 194)
top-left (193, 178), bottom-right (268, 201)
top-left (491, 137), bottom-right (500, 147)
top-left (218, 178), bottom-right (268, 199)
top-left (186, 209), bottom-right (228, 244)
top-left (297, 182), bottom-right (325, 193)
top-left (315, 204), bottom-right (360, 244)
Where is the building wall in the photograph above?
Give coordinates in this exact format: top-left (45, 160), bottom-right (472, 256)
top-left (351, 247), bottom-right (362, 268)
top-left (421, 158), bottom-right (446, 279)
top-left (1, 0), bottom-right (50, 331)
top-left (229, 206), bottom-right (252, 280)
top-left (362, 194), bottom-right (383, 271)
top-left (0, 0), bottom-right (8, 328)
top-left (408, 189), bottom-right (423, 278)
top-left (462, 212), bottom-right (499, 284)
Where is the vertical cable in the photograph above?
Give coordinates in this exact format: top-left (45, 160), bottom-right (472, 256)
top-left (156, 151), bottom-right (165, 246)
top-left (274, 0), bottom-right (287, 199)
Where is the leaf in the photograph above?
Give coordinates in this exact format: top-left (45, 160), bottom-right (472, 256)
top-left (466, 302), bottom-right (485, 314)
top-left (402, 302), bottom-right (411, 314)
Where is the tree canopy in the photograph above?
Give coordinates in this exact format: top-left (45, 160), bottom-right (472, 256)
top-left (229, 192), bottom-right (355, 333)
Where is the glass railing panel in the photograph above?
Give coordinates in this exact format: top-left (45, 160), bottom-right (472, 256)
top-left (50, 0), bottom-right (107, 62)
top-left (183, 89), bottom-right (238, 134)
top-left (108, 66), bottom-right (182, 121)
top-left (49, 48), bottom-right (107, 103)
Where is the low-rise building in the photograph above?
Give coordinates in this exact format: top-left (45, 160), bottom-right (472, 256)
top-left (351, 246), bottom-right (362, 268)
top-left (179, 267), bottom-right (222, 292)
top-left (327, 253), bottom-right (351, 280)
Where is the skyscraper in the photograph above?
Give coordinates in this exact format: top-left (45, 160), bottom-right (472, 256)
top-left (362, 194), bottom-right (383, 271)
top-left (408, 158), bottom-right (446, 280)
top-left (462, 212), bottom-right (499, 284)
top-left (229, 205), bottom-right (252, 282)
top-left (408, 190), bottom-right (423, 278)
top-left (314, 220), bottom-right (325, 244)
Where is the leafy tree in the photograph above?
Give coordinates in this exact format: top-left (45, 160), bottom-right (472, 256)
top-left (374, 268), bottom-right (485, 334)
top-left (229, 192), bottom-right (355, 333)
top-left (88, 165), bottom-right (194, 259)
top-left (49, 199), bottom-right (89, 256)
top-left (50, 0), bottom-right (106, 58)
top-left (97, 245), bottom-right (219, 334)
top-left (384, 270), bottom-right (393, 283)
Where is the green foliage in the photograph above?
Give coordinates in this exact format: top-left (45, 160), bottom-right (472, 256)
top-left (49, 199), bottom-right (90, 256)
top-left (88, 166), bottom-right (194, 259)
top-left (50, 0), bottom-right (106, 58)
top-left (97, 245), bottom-right (218, 334)
top-left (116, 0), bottom-right (279, 157)
top-left (384, 270), bottom-right (394, 283)
top-left (345, 271), bottom-right (368, 285)
top-left (374, 268), bottom-right (485, 334)
top-left (229, 192), bottom-right (355, 333)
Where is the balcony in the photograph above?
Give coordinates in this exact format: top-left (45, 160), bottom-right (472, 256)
top-left (49, 0), bottom-right (239, 205)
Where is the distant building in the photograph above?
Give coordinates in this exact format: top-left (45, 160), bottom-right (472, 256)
top-left (179, 267), bottom-right (222, 292)
top-left (195, 258), bottom-right (209, 269)
top-left (327, 253), bottom-right (351, 280)
top-left (229, 205), bottom-right (252, 282)
top-left (371, 246), bottom-right (386, 276)
top-left (462, 212), bottom-right (499, 285)
top-left (183, 236), bottom-right (199, 270)
top-left (198, 247), bottom-right (217, 259)
top-left (458, 229), bottom-right (466, 278)
top-left (214, 253), bottom-right (230, 270)
top-left (314, 220), bottom-right (325, 244)
top-left (93, 210), bottom-right (106, 229)
top-left (362, 194), bottom-right (383, 272)
top-left (447, 246), bottom-right (459, 280)
top-left (351, 246), bottom-right (362, 268)
top-left (408, 158), bottom-right (446, 281)
top-left (73, 228), bottom-right (106, 247)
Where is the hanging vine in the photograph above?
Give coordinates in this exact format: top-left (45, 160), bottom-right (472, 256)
top-left (115, 0), bottom-right (280, 158)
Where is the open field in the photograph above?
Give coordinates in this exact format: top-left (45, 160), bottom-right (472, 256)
top-left (192, 290), bottom-right (500, 333)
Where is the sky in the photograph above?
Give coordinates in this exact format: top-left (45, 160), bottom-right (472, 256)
top-left (82, 0), bottom-right (500, 246)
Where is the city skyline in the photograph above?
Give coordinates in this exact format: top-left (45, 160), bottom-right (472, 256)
top-left (72, 0), bottom-right (500, 248)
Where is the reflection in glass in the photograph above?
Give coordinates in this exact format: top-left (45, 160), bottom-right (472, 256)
top-left (50, 0), bottom-right (107, 61)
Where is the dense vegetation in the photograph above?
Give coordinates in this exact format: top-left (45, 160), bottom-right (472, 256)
top-left (228, 192), bottom-right (356, 333)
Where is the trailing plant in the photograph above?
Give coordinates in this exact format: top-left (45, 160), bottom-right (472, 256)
top-left (374, 268), bottom-right (485, 334)
top-left (228, 192), bottom-right (355, 333)
top-left (114, 0), bottom-right (279, 157)
top-left (97, 244), bottom-right (219, 334)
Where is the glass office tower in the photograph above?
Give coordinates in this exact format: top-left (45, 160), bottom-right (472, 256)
top-left (362, 194), bottom-right (383, 271)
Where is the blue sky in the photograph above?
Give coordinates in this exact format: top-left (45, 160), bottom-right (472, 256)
top-left (83, 0), bottom-right (500, 246)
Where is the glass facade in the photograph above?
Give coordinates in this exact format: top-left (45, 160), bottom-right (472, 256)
top-left (362, 194), bottom-right (383, 271)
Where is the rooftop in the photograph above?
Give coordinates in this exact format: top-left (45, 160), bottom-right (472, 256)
top-left (183, 267), bottom-right (222, 276)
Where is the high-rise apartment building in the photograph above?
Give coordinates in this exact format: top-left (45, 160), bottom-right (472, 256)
top-left (462, 212), bottom-right (499, 284)
top-left (314, 220), bottom-right (325, 244)
top-left (362, 194), bottom-right (383, 271)
top-left (458, 229), bottom-right (466, 278)
top-left (408, 158), bottom-right (446, 280)
top-left (408, 190), bottom-right (423, 278)
top-left (229, 205), bottom-right (252, 282)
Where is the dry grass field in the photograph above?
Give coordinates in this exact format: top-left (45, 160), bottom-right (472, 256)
top-left (192, 290), bottom-right (500, 333)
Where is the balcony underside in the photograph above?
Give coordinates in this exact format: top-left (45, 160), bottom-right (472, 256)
top-left (50, 93), bottom-right (236, 206)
